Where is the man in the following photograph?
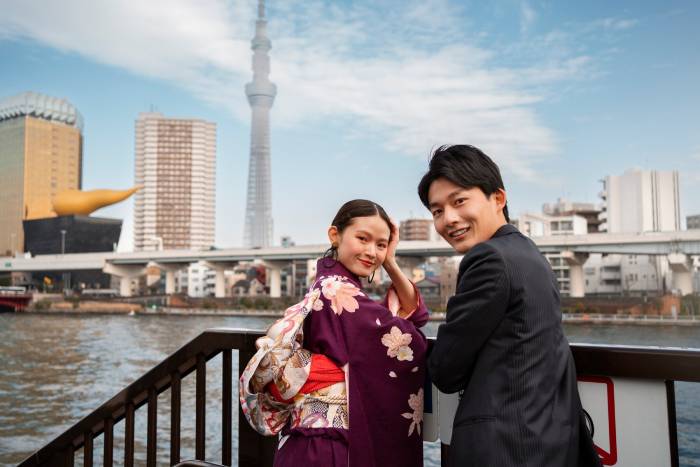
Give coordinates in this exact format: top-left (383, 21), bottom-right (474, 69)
top-left (418, 145), bottom-right (601, 467)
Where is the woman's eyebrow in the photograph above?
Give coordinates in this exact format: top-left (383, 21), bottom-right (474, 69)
top-left (356, 229), bottom-right (388, 242)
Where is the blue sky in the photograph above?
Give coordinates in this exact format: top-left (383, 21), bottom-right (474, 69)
top-left (1, 0), bottom-right (698, 249)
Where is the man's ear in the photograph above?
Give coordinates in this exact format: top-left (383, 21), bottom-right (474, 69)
top-left (493, 188), bottom-right (507, 211)
top-left (327, 226), bottom-right (339, 246)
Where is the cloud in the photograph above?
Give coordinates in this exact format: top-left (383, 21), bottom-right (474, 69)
top-left (589, 17), bottom-right (639, 31)
top-left (0, 0), bottom-right (597, 178)
top-left (520, 1), bottom-right (537, 34)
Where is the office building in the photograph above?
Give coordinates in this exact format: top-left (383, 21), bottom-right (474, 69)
top-left (0, 91), bottom-right (83, 255)
top-left (586, 169), bottom-right (682, 296)
top-left (599, 169), bottom-right (681, 233)
top-left (133, 112), bottom-right (216, 251)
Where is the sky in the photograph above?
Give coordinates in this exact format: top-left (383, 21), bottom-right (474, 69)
top-left (1, 0), bottom-right (699, 250)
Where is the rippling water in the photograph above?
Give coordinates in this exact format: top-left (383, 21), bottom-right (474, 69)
top-left (0, 314), bottom-right (698, 466)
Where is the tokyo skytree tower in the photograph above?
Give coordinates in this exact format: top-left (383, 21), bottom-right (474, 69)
top-left (243, 0), bottom-right (276, 247)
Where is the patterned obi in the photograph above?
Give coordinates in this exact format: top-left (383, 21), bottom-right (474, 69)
top-left (268, 354), bottom-right (349, 430)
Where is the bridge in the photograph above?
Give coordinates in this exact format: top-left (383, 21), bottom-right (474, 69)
top-left (2, 230), bottom-right (699, 298)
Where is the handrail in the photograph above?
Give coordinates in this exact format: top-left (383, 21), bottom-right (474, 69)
top-left (18, 328), bottom-right (700, 467)
top-left (18, 328), bottom-right (271, 467)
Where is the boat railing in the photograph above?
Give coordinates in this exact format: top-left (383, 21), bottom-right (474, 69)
top-left (17, 328), bottom-right (700, 467)
top-left (17, 328), bottom-right (277, 467)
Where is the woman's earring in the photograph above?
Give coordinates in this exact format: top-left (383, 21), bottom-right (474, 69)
top-left (368, 269), bottom-right (375, 283)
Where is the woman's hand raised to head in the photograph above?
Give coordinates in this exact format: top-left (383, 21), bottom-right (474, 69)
top-left (384, 219), bottom-right (400, 268)
top-left (382, 219), bottom-right (420, 320)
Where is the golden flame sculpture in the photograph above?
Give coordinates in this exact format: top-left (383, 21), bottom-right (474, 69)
top-left (52, 187), bottom-right (140, 216)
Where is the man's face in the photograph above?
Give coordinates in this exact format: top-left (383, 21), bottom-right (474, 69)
top-left (427, 177), bottom-right (507, 253)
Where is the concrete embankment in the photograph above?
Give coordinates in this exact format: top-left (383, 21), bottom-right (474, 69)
top-left (20, 302), bottom-right (700, 325)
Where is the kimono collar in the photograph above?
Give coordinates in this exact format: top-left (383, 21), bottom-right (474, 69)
top-left (315, 257), bottom-right (362, 287)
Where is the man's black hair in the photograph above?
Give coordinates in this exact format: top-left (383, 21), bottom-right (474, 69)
top-left (417, 144), bottom-right (510, 222)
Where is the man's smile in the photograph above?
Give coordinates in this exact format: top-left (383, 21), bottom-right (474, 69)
top-left (448, 226), bottom-right (471, 239)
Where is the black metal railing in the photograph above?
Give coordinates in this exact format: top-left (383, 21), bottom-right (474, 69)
top-left (18, 328), bottom-right (700, 467)
top-left (17, 328), bottom-right (277, 467)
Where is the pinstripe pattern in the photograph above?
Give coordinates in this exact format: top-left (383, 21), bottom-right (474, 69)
top-left (429, 224), bottom-right (601, 467)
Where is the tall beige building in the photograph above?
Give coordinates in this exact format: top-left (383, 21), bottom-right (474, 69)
top-left (133, 112), bottom-right (216, 251)
top-left (399, 218), bottom-right (434, 241)
top-left (0, 92), bottom-right (83, 255)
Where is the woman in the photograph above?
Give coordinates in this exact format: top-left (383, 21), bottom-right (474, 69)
top-left (272, 199), bottom-right (428, 467)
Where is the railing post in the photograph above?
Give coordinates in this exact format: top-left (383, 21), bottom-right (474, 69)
top-left (124, 402), bottom-right (135, 467)
top-left (238, 342), bottom-right (278, 467)
top-left (171, 371), bottom-right (182, 466)
top-left (223, 349), bottom-right (232, 466)
top-left (83, 432), bottom-right (93, 467)
top-left (441, 443), bottom-right (450, 467)
top-left (147, 388), bottom-right (158, 467)
top-left (64, 445), bottom-right (74, 467)
top-left (104, 417), bottom-right (114, 467)
top-left (196, 354), bottom-right (206, 460)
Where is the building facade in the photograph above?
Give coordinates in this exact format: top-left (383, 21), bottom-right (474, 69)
top-left (599, 169), bottom-right (681, 233)
top-left (133, 112), bottom-right (216, 251)
top-left (586, 169), bottom-right (682, 296)
top-left (542, 198), bottom-right (601, 233)
top-left (512, 211), bottom-right (588, 296)
top-left (399, 219), bottom-right (435, 241)
top-left (0, 92), bottom-right (83, 255)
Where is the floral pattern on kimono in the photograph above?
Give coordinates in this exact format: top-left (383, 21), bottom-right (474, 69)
top-left (281, 258), bottom-right (429, 467)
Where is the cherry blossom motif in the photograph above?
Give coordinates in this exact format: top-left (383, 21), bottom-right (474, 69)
top-left (401, 388), bottom-right (424, 437)
top-left (389, 371), bottom-right (397, 378)
top-left (303, 288), bottom-right (324, 311)
top-left (319, 275), bottom-right (363, 315)
top-left (381, 326), bottom-right (414, 361)
top-left (302, 288), bottom-right (321, 310)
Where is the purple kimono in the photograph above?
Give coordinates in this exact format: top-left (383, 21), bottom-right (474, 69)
top-left (274, 258), bottom-right (429, 467)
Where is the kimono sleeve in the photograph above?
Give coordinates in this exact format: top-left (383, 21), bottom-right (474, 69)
top-left (382, 282), bottom-right (429, 328)
top-left (428, 242), bottom-right (509, 393)
top-left (302, 279), bottom-right (352, 367)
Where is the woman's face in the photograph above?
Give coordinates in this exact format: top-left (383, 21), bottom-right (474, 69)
top-left (328, 215), bottom-right (391, 277)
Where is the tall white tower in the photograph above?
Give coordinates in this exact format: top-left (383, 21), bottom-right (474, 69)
top-left (243, 0), bottom-right (276, 247)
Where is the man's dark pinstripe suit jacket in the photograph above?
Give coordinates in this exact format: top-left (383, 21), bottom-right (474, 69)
top-left (428, 224), bottom-right (602, 467)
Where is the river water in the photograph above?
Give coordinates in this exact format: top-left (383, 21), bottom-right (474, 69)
top-left (0, 313), bottom-right (698, 466)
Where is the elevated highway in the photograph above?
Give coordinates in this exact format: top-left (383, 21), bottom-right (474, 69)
top-left (2, 230), bottom-right (698, 297)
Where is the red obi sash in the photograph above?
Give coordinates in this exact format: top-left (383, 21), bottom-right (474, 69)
top-left (267, 354), bottom-right (345, 403)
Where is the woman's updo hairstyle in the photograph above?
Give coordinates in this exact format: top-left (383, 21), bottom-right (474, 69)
top-left (324, 199), bottom-right (393, 261)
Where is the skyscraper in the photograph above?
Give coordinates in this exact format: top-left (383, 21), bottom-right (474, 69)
top-left (0, 91), bottom-right (83, 255)
top-left (243, 0), bottom-right (276, 248)
top-left (134, 112), bottom-right (216, 251)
